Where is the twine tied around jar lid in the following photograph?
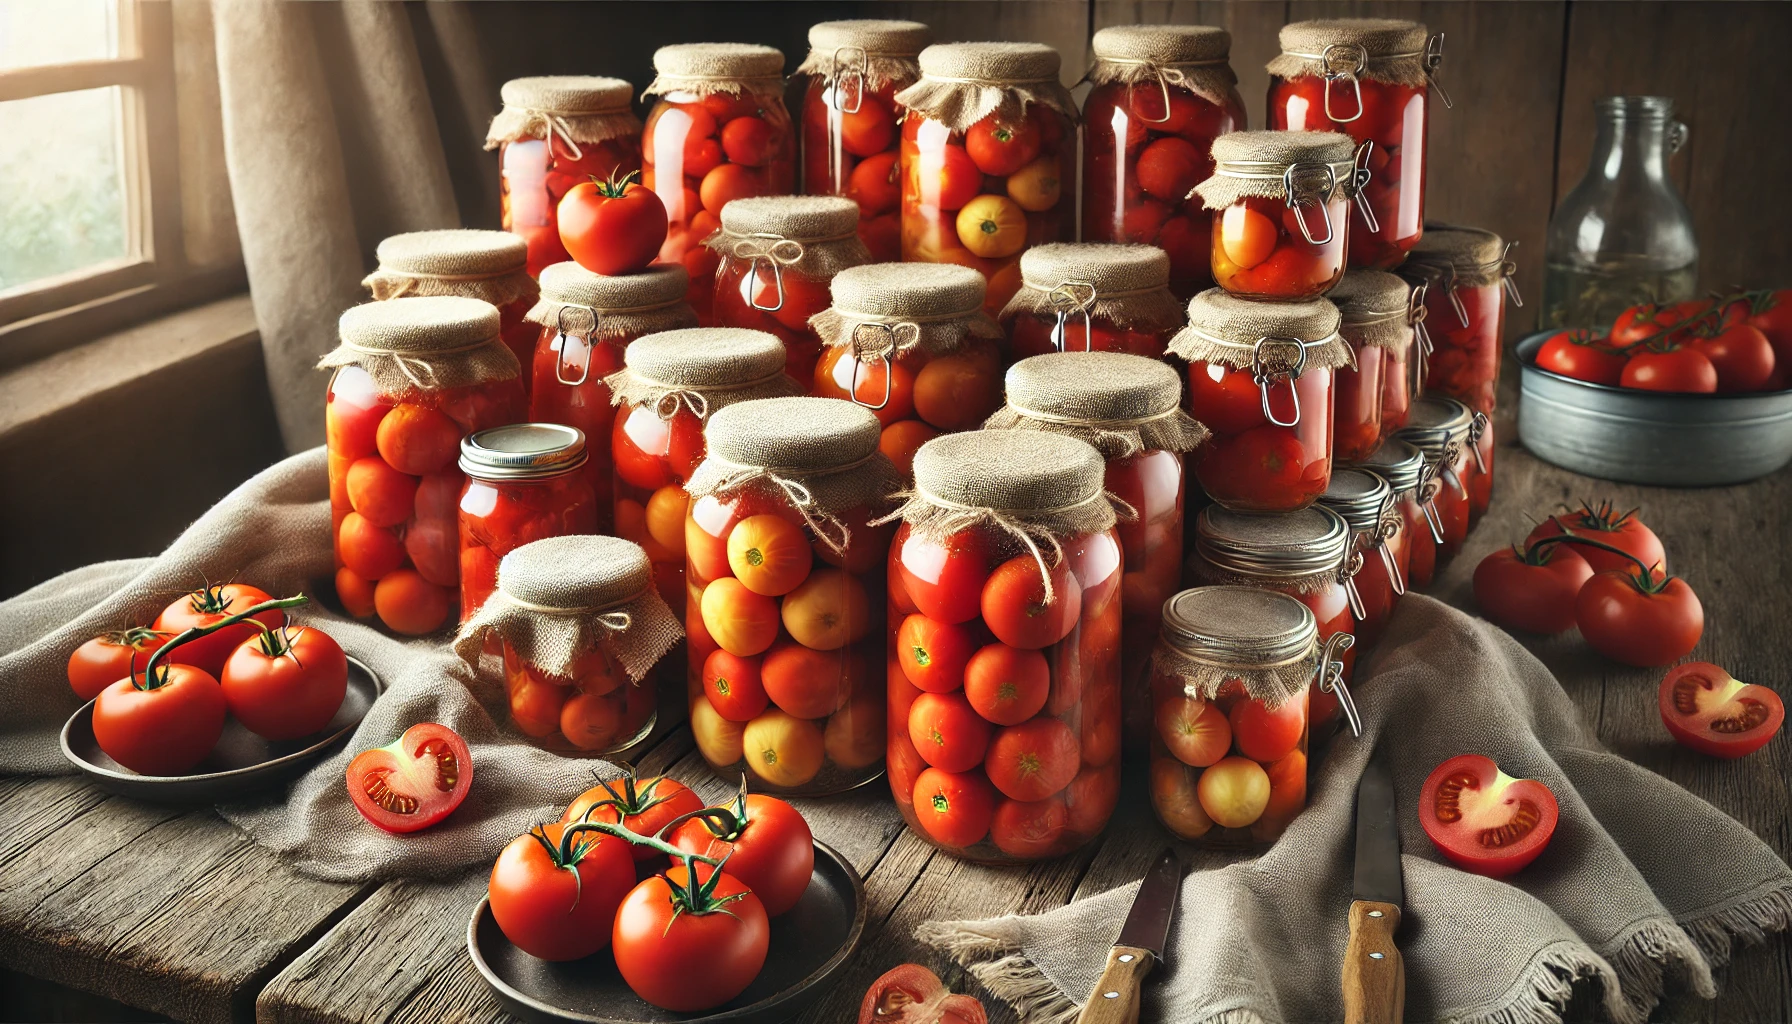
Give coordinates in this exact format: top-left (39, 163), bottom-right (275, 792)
top-left (1191, 504), bottom-right (1365, 623)
top-left (811, 264), bottom-right (1003, 413)
top-left (644, 43), bottom-right (788, 100)
top-left (1193, 130), bottom-right (1369, 243)
top-left (363, 229), bottom-right (539, 312)
top-left (983, 351), bottom-right (1210, 459)
top-left (453, 535), bottom-right (683, 682)
top-left (1154, 585), bottom-right (1356, 728)
top-left (321, 296), bottom-right (520, 398)
top-left (796, 20), bottom-right (929, 98)
top-left (1269, 19), bottom-right (1449, 117)
top-left (896, 42), bottom-right (1078, 134)
top-left (1319, 467), bottom-right (1407, 598)
top-left (998, 243), bottom-right (1186, 340)
top-left (1399, 223), bottom-right (1523, 328)
top-left (604, 327), bottom-right (802, 423)
top-left (1084, 25), bottom-right (1238, 111)
top-left (525, 263), bottom-right (699, 384)
top-left (484, 76), bottom-right (641, 158)
top-left (1168, 289), bottom-right (1351, 429)
top-left (703, 196), bottom-right (871, 313)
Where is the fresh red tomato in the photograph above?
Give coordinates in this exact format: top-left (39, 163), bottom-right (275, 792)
top-left (1609, 299), bottom-right (1709, 349)
top-left (561, 771), bottom-right (704, 863)
top-left (345, 723), bottom-right (473, 833)
top-left (153, 583), bottom-right (285, 676)
top-left (219, 623), bottom-right (349, 740)
top-left (897, 613), bottom-right (980, 693)
top-left (1658, 662), bottom-right (1784, 759)
top-left (557, 170), bottom-right (668, 276)
top-left (1419, 754), bottom-right (1559, 878)
top-left (1620, 345), bottom-right (1718, 393)
top-left (1691, 322), bottom-right (1777, 392)
top-left (858, 963), bottom-right (988, 1024)
top-left (1228, 696), bottom-right (1306, 763)
top-left (1745, 288), bottom-right (1792, 350)
top-left (613, 863), bottom-right (769, 1011)
top-left (1473, 541), bottom-right (1594, 634)
top-left (911, 767), bottom-right (995, 848)
top-left (908, 691), bottom-right (992, 773)
top-left (979, 555), bottom-right (1082, 650)
top-left (1575, 567), bottom-right (1704, 668)
top-left (92, 664), bottom-right (227, 775)
top-left (894, 527), bottom-right (994, 625)
top-left (1524, 501), bottom-right (1666, 577)
top-left (668, 789), bottom-right (814, 917)
top-left (984, 717), bottom-right (1080, 802)
top-left (489, 823), bottom-right (634, 961)
top-left (66, 626), bottom-right (172, 702)
top-left (1533, 329), bottom-right (1627, 386)
top-left (964, 115), bottom-right (1041, 177)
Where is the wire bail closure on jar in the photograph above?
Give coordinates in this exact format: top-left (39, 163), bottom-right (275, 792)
top-left (1407, 280), bottom-right (1433, 393)
top-left (552, 305), bottom-right (600, 386)
top-left (845, 320), bottom-right (921, 411)
top-left (1349, 140), bottom-right (1380, 234)
top-left (827, 45), bottom-right (869, 114)
top-left (733, 235), bottom-right (809, 313)
top-left (1339, 545), bottom-right (1366, 621)
top-left (1046, 281), bottom-right (1099, 353)
top-left (1415, 445), bottom-right (1453, 543)
top-left (1317, 43), bottom-right (1368, 122)
top-left (1284, 161), bottom-right (1341, 245)
top-left (1374, 496), bottom-right (1408, 597)
top-left (1467, 410), bottom-right (1489, 474)
top-left (1319, 632), bottom-right (1360, 737)
top-left (1423, 33), bottom-right (1452, 109)
top-left (1252, 336), bottom-right (1310, 428)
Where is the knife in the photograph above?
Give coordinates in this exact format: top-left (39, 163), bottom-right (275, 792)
top-left (1344, 758), bottom-right (1405, 1024)
top-left (1076, 848), bottom-right (1181, 1024)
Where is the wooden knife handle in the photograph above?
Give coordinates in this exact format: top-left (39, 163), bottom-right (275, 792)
top-left (1075, 945), bottom-right (1154, 1024)
top-left (1342, 900), bottom-right (1404, 1024)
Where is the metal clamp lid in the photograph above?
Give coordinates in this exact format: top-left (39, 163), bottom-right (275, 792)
top-left (1160, 585), bottom-right (1319, 667)
top-left (460, 422), bottom-right (589, 480)
top-left (1195, 504), bottom-right (1354, 581)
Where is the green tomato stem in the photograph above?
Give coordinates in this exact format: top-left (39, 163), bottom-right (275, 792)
top-left (560, 819), bottom-right (719, 866)
top-left (137, 595), bottom-right (309, 691)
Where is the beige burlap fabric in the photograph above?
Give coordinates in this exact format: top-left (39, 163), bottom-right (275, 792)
top-left (984, 351), bottom-right (1209, 459)
top-left (319, 296), bottom-right (520, 399)
top-left (483, 75), bottom-right (640, 149)
top-left (1086, 25), bottom-right (1237, 108)
top-left (704, 195), bottom-right (871, 280)
top-left (998, 243), bottom-right (1185, 331)
top-left (1193, 130), bottom-right (1358, 210)
top-left (524, 262), bottom-right (698, 341)
top-left (1151, 585), bottom-right (1324, 709)
top-left (644, 43), bottom-right (786, 100)
top-left (454, 536), bottom-right (681, 682)
top-left (1169, 289), bottom-right (1351, 372)
top-left (1189, 503), bottom-right (1354, 596)
top-left (362, 229), bottom-right (538, 311)
top-left (794, 20), bottom-right (929, 91)
top-left (1330, 268), bottom-right (1419, 352)
top-left (1268, 18), bottom-right (1435, 87)
top-left (1403, 223), bottom-right (1515, 290)
top-left (811, 262), bottom-right (1000, 359)
top-left (896, 42), bottom-right (1077, 133)
top-left (604, 327), bottom-right (803, 422)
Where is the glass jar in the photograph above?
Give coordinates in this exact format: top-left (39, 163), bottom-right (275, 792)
top-left (1327, 269), bottom-right (1421, 463)
top-left (324, 297), bottom-right (527, 635)
top-left (708, 195), bottom-right (871, 384)
top-left (1001, 243), bottom-right (1189, 364)
top-left (1190, 504), bottom-right (1360, 733)
top-left (1150, 586), bottom-right (1354, 846)
top-left (684, 397), bottom-right (895, 796)
top-left (1316, 468), bottom-right (1403, 649)
top-left (1268, 20), bottom-right (1445, 269)
top-left (641, 44), bottom-right (795, 323)
top-left (1195, 131), bottom-right (1357, 301)
top-left (1079, 25), bottom-right (1246, 299)
top-left (809, 262), bottom-right (1006, 473)
top-left (1169, 290), bottom-right (1348, 512)
top-left (896, 42), bottom-right (1078, 315)
top-left (1356, 438), bottom-right (1434, 592)
top-left (889, 429), bottom-right (1123, 862)
top-left (1393, 396), bottom-right (1475, 566)
top-left (486, 76), bottom-right (644, 278)
top-left (526, 262), bottom-right (699, 531)
top-left (1543, 96), bottom-right (1698, 329)
top-left (1380, 298), bottom-right (1420, 436)
top-left (458, 424), bottom-right (599, 623)
top-left (797, 19), bottom-right (929, 263)
top-left (1399, 225), bottom-right (1519, 417)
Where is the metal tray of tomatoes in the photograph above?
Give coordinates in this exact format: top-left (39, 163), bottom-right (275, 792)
top-left (59, 657), bottom-right (382, 802)
top-left (467, 839), bottom-right (865, 1024)
top-left (1516, 330), bottom-right (1792, 486)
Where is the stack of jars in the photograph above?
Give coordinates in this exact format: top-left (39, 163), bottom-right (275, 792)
top-left (998, 243), bottom-right (1188, 363)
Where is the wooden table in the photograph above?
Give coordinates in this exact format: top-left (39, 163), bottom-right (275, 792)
top-left (4, 437), bottom-right (1788, 1024)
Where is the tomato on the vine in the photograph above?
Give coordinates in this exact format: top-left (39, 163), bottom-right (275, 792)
top-left (489, 822), bottom-right (634, 961)
top-left (667, 786), bottom-right (814, 917)
top-left (219, 622), bottom-right (348, 740)
top-left (92, 663), bottom-right (226, 776)
top-left (613, 862), bottom-right (769, 1012)
top-left (1473, 539), bottom-right (1594, 634)
top-left (1419, 753), bottom-right (1558, 878)
top-left (1691, 321), bottom-right (1777, 392)
top-left (1575, 564), bottom-right (1703, 668)
top-left (1620, 344), bottom-right (1718, 393)
top-left (858, 963), bottom-right (988, 1024)
top-left (152, 583), bottom-right (285, 676)
top-left (67, 626), bottom-right (172, 702)
top-left (1609, 298), bottom-right (1709, 349)
top-left (1524, 501), bottom-right (1665, 576)
top-left (560, 770), bottom-right (704, 863)
top-left (1533, 329), bottom-right (1626, 386)
top-left (1658, 662), bottom-right (1784, 758)
top-left (346, 723), bottom-right (473, 833)
top-left (557, 169), bottom-right (668, 276)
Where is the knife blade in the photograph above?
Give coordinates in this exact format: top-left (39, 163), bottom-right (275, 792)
top-left (1343, 758), bottom-right (1405, 1024)
top-left (1076, 849), bottom-right (1180, 1024)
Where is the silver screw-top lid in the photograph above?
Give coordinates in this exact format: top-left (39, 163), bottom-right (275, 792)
top-left (1392, 395), bottom-right (1472, 463)
top-left (1195, 505), bottom-right (1351, 580)
top-left (460, 423), bottom-right (588, 480)
top-left (1356, 437), bottom-right (1426, 494)
top-left (1317, 469), bottom-right (1391, 534)
top-left (1161, 585), bottom-right (1318, 666)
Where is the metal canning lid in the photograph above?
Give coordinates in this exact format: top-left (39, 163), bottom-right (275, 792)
top-left (1195, 505), bottom-right (1351, 580)
top-left (1317, 469), bottom-right (1390, 534)
top-left (1392, 395), bottom-right (1472, 462)
top-left (460, 423), bottom-right (588, 480)
top-left (1161, 585), bottom-right (1317, 667)
top-left (1355, 437), bottom-right (1426, 494)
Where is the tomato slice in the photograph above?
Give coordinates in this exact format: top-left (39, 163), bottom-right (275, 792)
top-left (1418, 753), bottom-right (1558, 878)
top-left (857, 963), bottom-right (988, 1024)
top-left (346, 723), bottom-right (473, 833)
top-left (1658, 662), bottom-right (1785, 759)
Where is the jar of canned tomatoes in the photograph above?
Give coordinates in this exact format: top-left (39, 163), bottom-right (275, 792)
top-left (526, 262), bottom-right (698, 526)
top-left (683, 396), bottom-right (899, 795)
top-left (1393, 395), bottom-right (1476, 567)
top-left (642, 43), bottom-right (794, 322)
top-left (707, 195), bottom-right (872, 383)
top-left (457, 535), bottom-right (682, 755)
top-left (485, 76), bottom-right (643, 278)
top-left (459, 423), bottom-right (599, 624)
top-left (983, 351), bottom-right (1209, 759)
top-left (1081, 24), bottom-right (1245, 298)
top-left (1326, 268), bottom-right (1422, 461)
top-left (606, 328), bottom-right (803, 609)
top-left (809, 262), bottom-right (1006, 473)
top-left (888, 430), bottom-right (1123, 862)
top-left (1169, 289), bottom-right (1349, 511)
top-left (1355, 438), bottom-right (1435, 591)
top-left (1398, 224), bottom-right (1519, 417)
top-left (321, 297), bottom-right (526, 635)
top-left (1316, 468), bottom-right (1404, 648)
top-left (1268, 20), bottom-right (1446, 269)
top-left (895, 42), bottom-right (1078, 314)
top-left (1193, 131), bottom-right (1359, 300)
top-left (999, 243), bottom-right (1188, 363)
top-left (797, 19), bottom-right (929, 262)
top-left (363, 230), bottom-right (541, 395)
top-left (1190, 504), bottom-right (1360, 733)
top-left (1150, 586), bottom-right (1353, 846)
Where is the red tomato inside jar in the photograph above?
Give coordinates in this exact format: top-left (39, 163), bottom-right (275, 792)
top-left (1394, 396), bottom-right (1476, 566)
top-left (458, 424), bottom-right (599, 623)
top-left (1194, 131), bottom-right (1357, 301)
top-left (1357, 438), bottom-right (1432, 592)
top-left (1399, 224), bottom-right (1518, 418)
top-left (1317, 468), bottom-right (1403, 648)
top-left (1001, 243), bottom-right (1188, 364)
top-left (1080, 25), bottom-right (1245, 299)
top-left (1326, 268), bottom-right (1420, 463)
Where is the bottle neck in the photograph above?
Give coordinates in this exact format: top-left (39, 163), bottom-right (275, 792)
top-left (1592, 109), bottom-right (1671, 181)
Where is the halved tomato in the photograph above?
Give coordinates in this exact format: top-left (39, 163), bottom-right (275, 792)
top-left (1658, 662), bottom-right (1784, 758)
top-left (346, 723), bottom-right (473, 833)
top-left (1418, 753), bottom-right (1558, 878)
top-left (857, 963), bottom-right (988, 1024)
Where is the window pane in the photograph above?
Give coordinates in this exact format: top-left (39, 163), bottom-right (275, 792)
top-left (0, 0), bottom-right (118, 71)
top-left (0, 87), bottom-right (129, 292)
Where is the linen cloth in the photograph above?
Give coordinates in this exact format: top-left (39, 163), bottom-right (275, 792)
top-left (0, 448), bottom-right (606, 883)
top-left (920, 596), bottom-right (1792, 1024)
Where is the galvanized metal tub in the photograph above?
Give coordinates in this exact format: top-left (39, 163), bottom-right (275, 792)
top-left (1515, 330), bottom-right (1792, 486)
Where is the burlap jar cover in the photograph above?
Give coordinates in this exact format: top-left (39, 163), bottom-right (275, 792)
top-left (604, 327), bottom-right (803, 424)
top-left (811, 262), bottom-right (1002, 365)
top-left (1328, 267), bottom-right (1421, 358)
top-left (794, 19), bottom-right (929, 93)
top-left (895, 42), bottom-right (1078, 134)
top-left (483, 75), bottom-right (641, 155)
top-left (644, 43), bottom-right (787, 101)
top-left (998, 243), bottom-right (1186, 336)
top-left (1400, 223), bottom-right (1522, 326)
top-left (1152, 585), bottom-right (1326, 710)
top-left (453, 535), bottom-right (682, 682)
top-left (320, 296), bottom-right (521, 399)
top-left (686, 396), bottom-right (900, 553)
top-left (1268, 18), bottom-right (1447, 104)
top-left (525, 262), bottom-right (698, 343)
top-left (1168, 289), bottom-right (1353, 393)
top-left (984, 351), bottom-right (1209, 459)
top-left (1085, 24), bottom-right (1238, 109)
top-left (702, 195), bottom-right (871, 294)
top-left (362, 229), bottom-right (539, 312)
top-left (1192, 130), bottom-right (1362, 233)
top-left (1189, 503), bottom-right (1357, 597)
